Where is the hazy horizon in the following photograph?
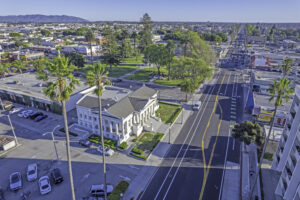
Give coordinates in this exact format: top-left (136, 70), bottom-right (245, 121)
top-left (0, 0), bottom-right (299, 23)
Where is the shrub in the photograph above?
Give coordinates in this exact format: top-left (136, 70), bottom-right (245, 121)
top-left (108, 181), bottom-right (130, 200)
top-left (150, 133), bottom-right (164, 151)
top-left (119, 142), bottom-right (128, 149)
top-left (168, 107), bottom-right (183, 124)
top-left (131, 147), bottom-right (143, 155)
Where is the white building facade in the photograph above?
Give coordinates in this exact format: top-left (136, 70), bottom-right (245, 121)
top-left (272, 86), bottom-right (300, 199)
top-left (76, 86), bottom-right (159, 144)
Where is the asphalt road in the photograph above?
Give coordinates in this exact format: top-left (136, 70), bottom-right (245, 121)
top-left (140, 69), bottom-right (243, 200)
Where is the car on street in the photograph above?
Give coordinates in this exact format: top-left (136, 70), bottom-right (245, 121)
top-left (51, 168), bottom-right (64, 184)
top-left (38, 176), bottom-right (51, 195)
top-left (97, 146), bottom-right (114, 156)
top-left (9, 107), bottom-right (23, 114)
top-left (192, 101), bottom-right (202, 111)
top-left (79, 139), bottom-right (91, 147)
top-left (23, 110), bottom-right (34, 118)
top-left (29, 112), bottom-right (43, 120)
top-left (34, 114), bottom-right (48, 122)
top-left (9, 172), bottom-right (22, 191)
top-left (89, 184), bottom-right (113, 197)
top-left (26, 163), bottom-right (38, 181)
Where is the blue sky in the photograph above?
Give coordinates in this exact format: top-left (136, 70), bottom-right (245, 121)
top-left (0, 0), bottom-right (300, 22)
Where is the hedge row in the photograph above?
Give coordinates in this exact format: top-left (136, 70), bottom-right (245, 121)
top-left (167, 107), bottom-right (183, 124)
top-left (131, 147), bottom-right (143, 155)
top-left (150, 133), bottom-right (164, 151)
top-left (119, 141), bottom-right (128, 149)
top-left (108, 181), bottom-right (130, 200)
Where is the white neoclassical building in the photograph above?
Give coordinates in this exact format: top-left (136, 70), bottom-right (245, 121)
top-left (76, 85), bottom-right (159, 144)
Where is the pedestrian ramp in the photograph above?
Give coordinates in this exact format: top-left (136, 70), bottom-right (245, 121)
top-left (221, 161), bottom-right (240, 200)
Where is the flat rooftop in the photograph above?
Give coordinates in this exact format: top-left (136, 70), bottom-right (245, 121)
top-left (254, 93), bottom-right (292, 112)
top-left (0, 72), bottom-right (90, 101)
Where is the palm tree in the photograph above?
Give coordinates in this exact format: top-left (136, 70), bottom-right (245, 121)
top-left (0, 63), bottom-right (11, 77)
top-left (85, 30), bottom-right (95, 64)
top-left (31, 57), bottom-right (49, 71)
top-left (85, 62), bottom-right (108, 200)
top-left (13, 60), bottom-right (27, 74)
top-left (35, 56), bottom-right (80, 200)
top-left (166, 40), bottom-right (176, 81)
top-left (249, 78), bottom-right (294, 200)
top-left (279, 57), bottom-right (293, 77)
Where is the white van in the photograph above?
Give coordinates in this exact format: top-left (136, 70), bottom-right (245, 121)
top-left (192, 101), bottom-right (201, 111)
top-left (89, 184), bottom-right (113, 197)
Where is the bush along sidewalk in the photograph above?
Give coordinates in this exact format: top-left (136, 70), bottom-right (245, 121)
top-left (108, 181), bottom-right (130, 200)
top-left (88, 134), bottom-right (128, 152)
top-left (130, 132), bottom-right (164, 160)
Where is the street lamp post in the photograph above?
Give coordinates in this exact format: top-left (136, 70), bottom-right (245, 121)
top-left (7, 114), bottom-right (18, 145)
top-left (43, 125), bottom-right (60, 161)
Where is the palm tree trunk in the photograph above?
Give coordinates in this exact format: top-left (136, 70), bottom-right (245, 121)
top-left (97, 93), bottom-right (108, 200)
top-left (249, 107), bottom-right (277, 200)
top-left (62, 100), bottom-right (76, 200)
top-left (90, 42), bottom-right (93, 64)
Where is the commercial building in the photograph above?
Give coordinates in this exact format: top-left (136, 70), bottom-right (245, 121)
top-left (0, 73), bottom-right (92, 114)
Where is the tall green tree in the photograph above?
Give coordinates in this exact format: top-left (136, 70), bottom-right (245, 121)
top-left (249, 78), bottom-right (294, 200)
top-left (140, 13), bottom-right (153, 52)
top-left (85, 62), bottom-right (109, 200)
top-left (232, 121), bottom-right (264, 146)
top-left (180, 78), bottom-right (196, 102)
top-left (64, 52), bottom-right (86, 68)
top-left (0, 63), bottom-right (11, 77)
top-left (279, 57), bottom-right (293, 77)
top-left (35, 56), bottom-right (80, 200)
top-left (102, 27), bottom-right (120, 71)
top-left (144, 44), bottom-right (168, 76)
top-left (13, 60), bottom-right (27, 74)
top-left (166, 40), bottom-right (176, 80)
top-left (85, 30), bottom-right (95, 63)
top-left (121, 38), bottom-right (133, 58)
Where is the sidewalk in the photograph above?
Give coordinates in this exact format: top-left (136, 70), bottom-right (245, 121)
top-left (123, 70), bottom-right (220, 200)
top-left (221, 162), bottom-right (240, 200)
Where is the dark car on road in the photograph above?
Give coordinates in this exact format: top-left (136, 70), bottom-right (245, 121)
top-left (51, 168), bottom-right (64, 184)
top-left (34, 114), bottom-right (48, 122)
top-left (29, 112), bottom-right (43, 120)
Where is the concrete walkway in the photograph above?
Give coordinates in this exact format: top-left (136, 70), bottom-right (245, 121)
top-left (221, 162), bottom-right (240, 200)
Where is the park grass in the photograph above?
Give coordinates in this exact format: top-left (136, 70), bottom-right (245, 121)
top-left (124, 67), bottom-right (168, 82)
top-left (106, 65), bottom-right (138, 78)
top-left (122, 56), bottom-right (144, 64)
top-left (156, 102), bottom-right (182, 124)
top-left (154, 79), bottom-right (183, 86)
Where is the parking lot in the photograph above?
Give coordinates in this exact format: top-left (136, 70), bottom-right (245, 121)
top-left (0, 105), bottom-right (146, 200)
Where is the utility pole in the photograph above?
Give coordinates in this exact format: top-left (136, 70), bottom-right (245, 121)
top-left (7, 114), bottom-right (18, 145)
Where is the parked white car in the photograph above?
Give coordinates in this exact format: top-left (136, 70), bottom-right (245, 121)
top-left (18, 110), bottom-right (32, 118)
top-left (27, 163), bottom-right (38, 181)
top-left (89, 184), bottom-right (113, 197)
top-left (9, 107), bottom-right (23, 114)
top-left (39, 176), bottom-right (51, 195)
top-left (9, 172), bottom-right (22, 191)
top-left (97, 146), bottom-right (114, 156)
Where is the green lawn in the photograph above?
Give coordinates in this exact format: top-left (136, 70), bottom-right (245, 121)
top-left (122, 56), bottom-right (144, 64)
top-left (137, 132), bottom-right (163, 151)
top-left (156, 102), bottom-right (182, 124)
top-left (125, 68), bottom-right (153, 82)
top-left (106, 65), bottom-right (138, 78)
top-left (108, 181), bottom-right (130, 200)
top-left (125, 67), bottom-right (168, 82)
top-left (154, 79), bottom-right (183, 86)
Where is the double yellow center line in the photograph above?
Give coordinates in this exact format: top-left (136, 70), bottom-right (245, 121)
top-left (199, 73), bottom-right (226, 200)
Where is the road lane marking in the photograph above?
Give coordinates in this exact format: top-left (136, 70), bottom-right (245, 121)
top-left (151, 73), bottom-right (222, 200)
top-left (201, 74), bottom-right (226, 175)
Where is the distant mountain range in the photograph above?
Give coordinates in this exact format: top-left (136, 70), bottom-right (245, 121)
top-left (0, 15), bottom-right (89, 23)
